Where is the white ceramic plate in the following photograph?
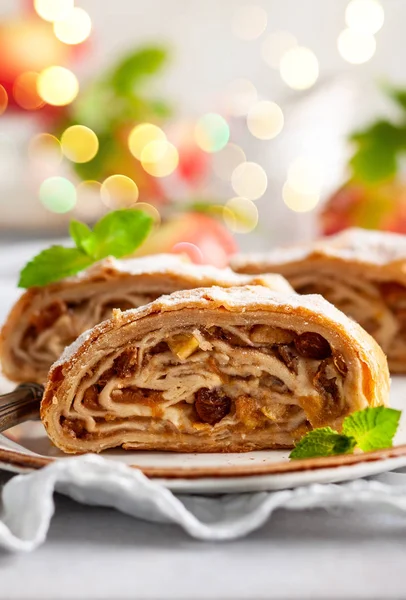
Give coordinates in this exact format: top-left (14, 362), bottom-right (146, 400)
top-left (1, 377), bottom-right (406, 493)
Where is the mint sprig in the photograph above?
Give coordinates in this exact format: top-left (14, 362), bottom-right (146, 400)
top-left (290, 407), bottom-right (401, 460)
top-left (18, 209), bottom-right (153, 288)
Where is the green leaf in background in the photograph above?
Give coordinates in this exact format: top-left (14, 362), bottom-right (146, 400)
top-left (110, 47), bottom-right (168, 96)
top-left (342, 406), bottom-right (401, 452)
top-left (350, 121), bottom-right (403, 183)
top-left (18, 247), bottom-right (93, 288)
top-left (289, 427), bottom-right (357, 459)
top-left (69, 220), bottom-right (93, 252)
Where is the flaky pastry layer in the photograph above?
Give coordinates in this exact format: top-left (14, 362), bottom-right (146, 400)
top-left (41, 285), bottom-right (389, 454)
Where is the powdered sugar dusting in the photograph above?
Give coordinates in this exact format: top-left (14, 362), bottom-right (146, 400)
top-left (65, 253), bottom-right (291, 289)
top-left (54, 284), bottom-right (363, 368)
top-left (231, 228), bottom-right (406, 269)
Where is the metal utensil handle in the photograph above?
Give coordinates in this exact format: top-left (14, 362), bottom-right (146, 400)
top-left (0, 383), bottom-right (43, 433)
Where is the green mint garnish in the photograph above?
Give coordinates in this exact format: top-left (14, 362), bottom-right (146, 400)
top-left (18, 209), bottom-right (153, 288)
top-left (289, 427), bottom-right (357, 460)
top-left (290, 406), bottom-right (401, 460)
top-left (342, 406), bottom-right (401, 452)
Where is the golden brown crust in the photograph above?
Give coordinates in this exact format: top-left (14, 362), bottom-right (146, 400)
top-left (40, 285), bottom-right (390, 454)
top-left (1, 254), bottom-right (291, 383)
top-left (231, 228), bottom-right (406, 372)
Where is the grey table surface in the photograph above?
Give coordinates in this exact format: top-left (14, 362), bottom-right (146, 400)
top-left (1, 241), bottom-right (406, 600)
top-left (1, 470), bottom-right (406, 600)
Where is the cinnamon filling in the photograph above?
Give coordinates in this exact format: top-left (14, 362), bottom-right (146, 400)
top-left (291, 273), bottom-right (406, 367)
top-left (59, 324), bottom-right (348, 443)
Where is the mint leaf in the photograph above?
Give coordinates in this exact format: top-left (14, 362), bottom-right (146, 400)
top-left (342, 406), bottom-right (401, 452)
top-left (84, 209), bottom-right (153, 261)
top-left (69, 220), bottom-right (93, 253)
top-left (19, 209), bottom-right (154, 287)
top-left (289, 427), bottom-right (357, 459)
top-left (18, 247), bottom-right (93, 288)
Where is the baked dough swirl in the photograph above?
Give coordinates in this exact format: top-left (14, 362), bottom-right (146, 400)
top-left (231, 228), bottom-right (406, 372)
top-left (41, 285), bottom-right (389, 454)
top-left (1, 254), bottom-right (290, 383)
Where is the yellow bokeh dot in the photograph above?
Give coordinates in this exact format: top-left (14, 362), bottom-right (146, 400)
top-left (37, 66), bottom-right (79, 106)
top-left (29, 133), bottom-right (63, 168)
top-left (13, 72), bottom-right (44, 110)
top-left (287, 157), bottom-right (322, 195)
top-left (61, 125), bottom-right (99, 163)
top-left (141, 140), bottom-right (179, 177)
top-left (0, 85), bottom-right (8, 116)
top-left (231, 162), bottom-right (268, 201)
top-left (280, 46), bottom-right (319, 90)
top-left (128, 123), bottom-right (166, 160)
top-left (131, 202), bottom-right (161, 228)
top-left (101, 175), bottom-right (139, 209)
top-left (54, 7), bottom-right (92, 45)
top-left (345, 0), bottom-right (384, 34)
top-left (337, 28), bottom-right (376, 64)
top-left (212, 143), bottom-right (246, 181)
top-left (282, 182), bottom-right (320, 213)
top-left (75, 181), bottom-right (103, 220)
top-left (224, 198), bottom-right (259, 233)
top-left (34, 0), bottom-right (73, 22)
top-left (232, 5), bottom-right (267, 41)
top-left (247, 101), bottom-right (284, 140)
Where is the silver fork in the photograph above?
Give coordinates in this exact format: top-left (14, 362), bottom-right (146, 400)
top-left (0, 383), bottom-right (43, 433)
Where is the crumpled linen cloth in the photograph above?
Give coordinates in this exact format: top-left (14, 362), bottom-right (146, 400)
top-left (2, 454), bottom-right (406, 552)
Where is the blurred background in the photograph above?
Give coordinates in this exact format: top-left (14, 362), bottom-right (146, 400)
top-left (1, 0), bottom-right (406, 264)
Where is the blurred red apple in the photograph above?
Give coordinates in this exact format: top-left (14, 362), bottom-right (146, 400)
top-left (135, 212), bottom-right (237, 267)
top-left (320, 180), bottom-right (406, 235)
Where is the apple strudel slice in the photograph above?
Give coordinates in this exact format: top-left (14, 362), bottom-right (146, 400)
top-left (41, 285), bottom-right (389, 454)
top-left (231, 228), bottom-right (406, 373)
top-left (1, 255), bottom-right (290, 384)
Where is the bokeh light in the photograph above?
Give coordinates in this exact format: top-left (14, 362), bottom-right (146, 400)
top-left (345, 0), bottom-right (384, 34)
top-left (231, 162), bottom-right (268, 201)
top-left (61, 125), bottom-right (99, 163)
top-left (131, 202), bottom-right (161, 229)
top-left (232, 5), bottom-right (267, 41)
top-left (337, 28), bottom-right (376, 64)
top-left (224, 198), bottom-right (259, 233)
top-left (172, 242), bottom-right (204, 264)
top-left (128, 123), bottom-right (166, 160)
top-left (34, 0), bottom-right (73, 22)
top-left (212, 143), bottom-right (246, 181)
top-left (141, 140), bottom-right (179, 177)
top-left (261, 31), bottom-right (298, 69)
top-left (194, 113), bottom-right (230, 153)
top-left (247, 101), bottom-right (284, 140)
top-left (29, 133), bottom-right (63, 169)
top-left (13, 72), bottom-right (44, 110)
top-left (75, 180), bottom-right (103, 220)
top-left (40, 176), bottom-right (77, 213)
top-left (100, 175), bottom-right (139, 209)
top-left (0, 85), bottom-right (8, 116)
top-left (54, 7), bottom-right (92, 45)
top-left (37, 66), bottom-right (79, 106)
top-left (282, 183), bottom-right (320, 213)
top-left (287, 157), bottom-right (322, 195)
top-left (280, 46), bottom-right (319, 90)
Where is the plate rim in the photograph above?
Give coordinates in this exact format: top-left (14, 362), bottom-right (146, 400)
top-left (1, 444), bottom-right (406, 479)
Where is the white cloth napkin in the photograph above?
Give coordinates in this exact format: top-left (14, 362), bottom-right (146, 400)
top-left (2, 454), bottom-right (406, 552)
